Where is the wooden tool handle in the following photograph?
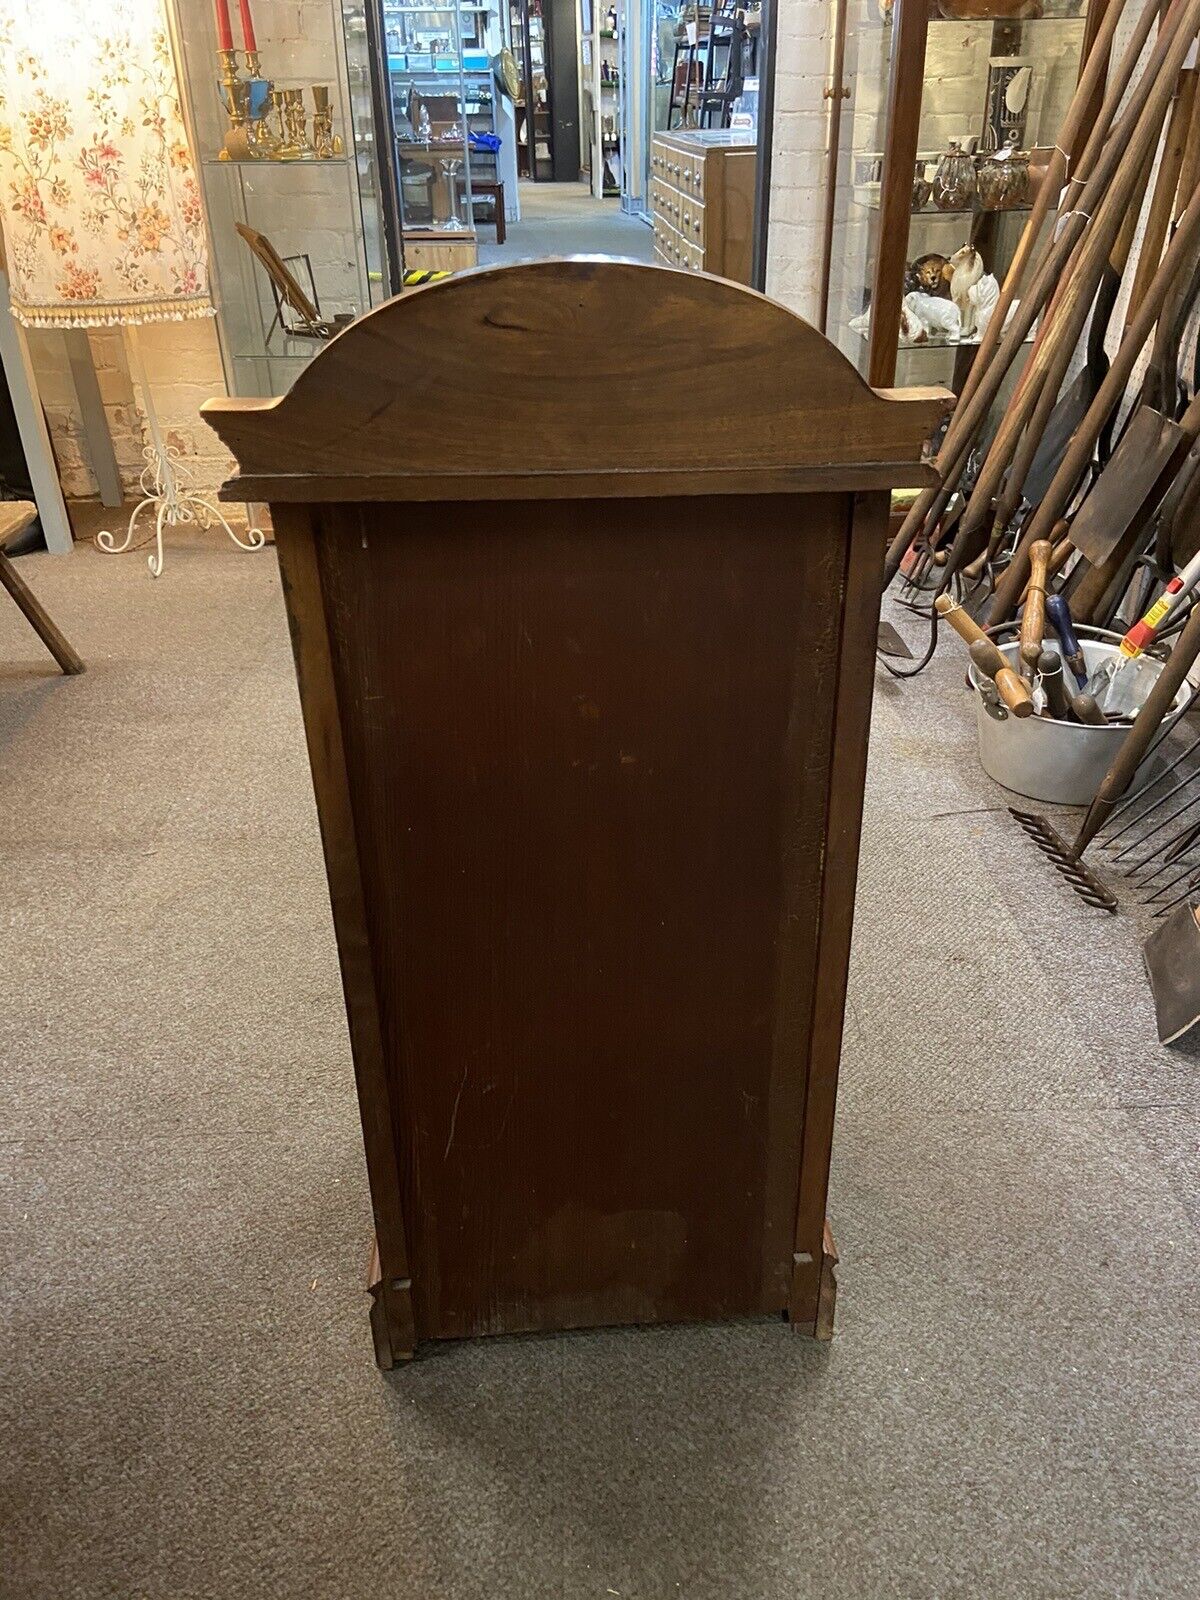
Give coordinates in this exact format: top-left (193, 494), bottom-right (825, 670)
top-left (1038, 648), bottom-right (1074, 721)
top-left (967, 634), bottom-right (1008, 679)
top-left (966, 637), bottom-right (1035, 718)
top-left (1070, 692), bottom-right (1108, 726)
top-left (935, 590), bottom-right (988, 647)
top-left (1020, 539), bottom-right (1053, 668)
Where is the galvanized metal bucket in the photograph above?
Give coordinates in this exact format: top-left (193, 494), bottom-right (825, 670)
top-left (966, 632), bottom-right (1191, 807)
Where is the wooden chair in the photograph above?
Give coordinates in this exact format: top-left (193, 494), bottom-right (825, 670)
top-left (455, 176), bottom-right (506, 243)
top-left (0, 501), bottom-right (83, 674)
top-left (203, 260), bottom-right (949, 1366)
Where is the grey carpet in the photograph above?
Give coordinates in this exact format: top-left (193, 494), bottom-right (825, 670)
top-left (1, 523), bottom-right (1198, 1600)
top-left (478, 180), bottom-right (654, 268)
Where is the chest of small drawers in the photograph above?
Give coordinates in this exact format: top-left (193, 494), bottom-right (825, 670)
top-left (650, 130), bottom-right (757, 283)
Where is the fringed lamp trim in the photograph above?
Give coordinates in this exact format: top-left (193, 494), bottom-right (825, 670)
top-left (9, 297), bottom-right (217, 331)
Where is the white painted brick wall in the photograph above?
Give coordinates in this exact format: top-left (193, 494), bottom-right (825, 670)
top-left (765, 0), bottom-right (831, 324)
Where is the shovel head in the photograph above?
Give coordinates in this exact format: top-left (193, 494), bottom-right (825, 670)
top-left (1143, 903), bottom-right (1200, 1045)
top-left (1021, 367), bottom-right (1099, 508)
top-left (1069, 407), bottom-right (1186, 567)
top-left (876, 620), bottom-right (913, 659)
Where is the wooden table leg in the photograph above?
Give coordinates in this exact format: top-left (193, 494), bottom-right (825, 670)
top-left (0, 549), bottom-right (85, 674)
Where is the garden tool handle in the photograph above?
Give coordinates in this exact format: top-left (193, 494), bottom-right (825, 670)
top-left (1038, 649), bottom-right (1074, 721)
top-left (1020, 540), bottom-right (1053, 670)
top-left (1118, 544), bottom-right (1200, 660)
top-left (1075, 598), bottom-right (1200, 854)
top-left (1045, 593), bottom-right (1087, 686)
top-left (1070, 692), bottom-right (1108, 726)
top-left (968, 638), bottom-right (1035, 718)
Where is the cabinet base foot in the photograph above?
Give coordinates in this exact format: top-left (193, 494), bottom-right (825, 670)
top-left (367, 1239), bottom-right (416, 1368)
top-left (788, 1219), bottom-right (839, 1341)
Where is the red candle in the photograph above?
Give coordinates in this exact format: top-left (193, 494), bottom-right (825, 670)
top-left (238, 0), bottom-right (258, 53)
top-left (214, 0), bottom-right (234, 52)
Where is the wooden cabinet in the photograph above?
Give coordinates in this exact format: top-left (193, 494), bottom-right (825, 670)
top-left (204, 260), bottom-right (949, 1365)
top-left (402, 229), bottom-right (478, 274)
top-left (650, 130), bottom-right (756, 284)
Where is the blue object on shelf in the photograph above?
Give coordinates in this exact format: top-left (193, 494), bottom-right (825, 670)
top-left (469, 131), bottom-right (502, 152)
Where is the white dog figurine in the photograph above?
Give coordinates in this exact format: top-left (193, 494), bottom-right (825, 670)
top-left (949, 246), bottom-right (985, 340)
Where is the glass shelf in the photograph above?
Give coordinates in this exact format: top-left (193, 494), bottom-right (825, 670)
top-left (201, 155), bottom-right (353, 168)
top-left (853, 195), bottom-right (1033, 219)
top-left (853, 324), bottom-right (1036, 351)
top-left (929, 9), bottom-right (1084, 24)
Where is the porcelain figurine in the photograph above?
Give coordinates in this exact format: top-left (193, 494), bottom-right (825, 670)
top-left (950, 245), bottom-right (985, 340)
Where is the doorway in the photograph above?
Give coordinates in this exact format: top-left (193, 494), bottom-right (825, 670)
top-left (369, 0), bottom-right (768, 281)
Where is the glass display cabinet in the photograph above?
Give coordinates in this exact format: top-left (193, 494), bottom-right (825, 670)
top-left (510, 0), bottom-right (554, 178)
top-left (384, 1), bottom-right (477, 234)
top-left (380, 0), bottom-right (519, 259)
top-left (580, 0), bottom-right (622, 197)
top-left (169, 0), bottom-right (392, 399)
top-left (823, 0), bottom-right (1113, 394)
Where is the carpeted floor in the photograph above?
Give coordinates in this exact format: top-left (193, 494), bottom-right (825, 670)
top-left (478, 180), bottom-right (655, 268)
top-left (1, 520), bottom-right (1197, 1600)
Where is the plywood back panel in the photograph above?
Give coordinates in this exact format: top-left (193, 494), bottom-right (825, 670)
top-left (314, 492), bottom-right (848, 1339)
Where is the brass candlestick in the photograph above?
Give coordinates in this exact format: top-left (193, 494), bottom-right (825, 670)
top-left (283, 87), bottom-right (314, 157)
top-left (270, 87), bottom-right (301, 159)
top-left (243, 49), bottom-right (281, 157)
top-left (311, 84), bottom-right (335, 159)
top-left (217, 47), bottom-right (254, 161)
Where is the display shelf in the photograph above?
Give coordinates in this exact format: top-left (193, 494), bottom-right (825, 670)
top-left (201, 154), bottom-right (354, 168)
top-left (853, 194), bottom-right (1033, 218)
top-left (853, 324), bottom-right (1036, 351)
top-left (822, 0), bottom-right (1110, 390)
top-left (383, 0), bottom-right (478, 236)
top-left (580, 0), bottom-right (621, 199)
top-left (169, 0), bottom-right (390, 400)
top-left (928, 8), bottom-right (1085, 24)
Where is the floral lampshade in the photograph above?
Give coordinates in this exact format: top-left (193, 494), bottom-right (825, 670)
top-left (0, 0), bottom-right (212, 329)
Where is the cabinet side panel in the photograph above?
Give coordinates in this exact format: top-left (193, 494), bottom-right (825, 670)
top-left (318, 493), bottom-right (849, 1340)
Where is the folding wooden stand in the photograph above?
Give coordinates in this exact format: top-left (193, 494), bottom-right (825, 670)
top-left (204, 261), bottom-right (948, 1365)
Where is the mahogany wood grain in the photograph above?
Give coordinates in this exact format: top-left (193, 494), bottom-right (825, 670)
top-left (202, 260), bottom-right (950, 499)
top-left (788, 491), bottom-right (885, 1330)
top-left (317, 492), bottom-right (854, 1338)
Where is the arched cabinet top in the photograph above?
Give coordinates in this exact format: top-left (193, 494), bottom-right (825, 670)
top-left (204, 259), bottom-right (951, 503)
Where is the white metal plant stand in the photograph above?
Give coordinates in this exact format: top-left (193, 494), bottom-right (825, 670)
top-left (97, 327), bottom-right (264, 578)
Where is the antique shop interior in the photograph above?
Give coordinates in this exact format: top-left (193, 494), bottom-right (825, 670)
top-left (3, 3), bottom-right (1198, 1598)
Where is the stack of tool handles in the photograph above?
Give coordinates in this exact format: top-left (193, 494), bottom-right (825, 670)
top-left (887, 0), bottom-right (1200, 912)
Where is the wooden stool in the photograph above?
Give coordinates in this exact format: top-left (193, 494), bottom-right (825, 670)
top-left (456, 177), bottom-right (506, 243)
